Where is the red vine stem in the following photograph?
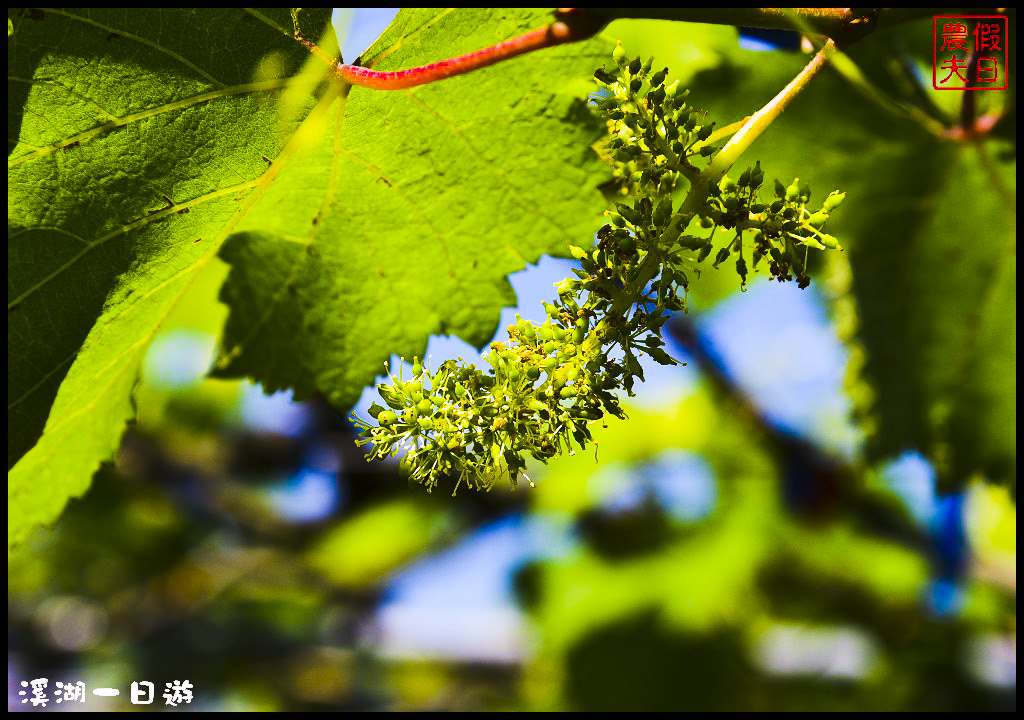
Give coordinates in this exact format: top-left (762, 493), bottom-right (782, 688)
top-left (296, 9), bottom-right (604, 90)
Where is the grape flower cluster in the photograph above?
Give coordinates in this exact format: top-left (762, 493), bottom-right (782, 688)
top-left (353, 46), bottom-right (846, 493)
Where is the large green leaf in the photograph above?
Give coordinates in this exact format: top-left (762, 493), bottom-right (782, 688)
top-left (7, 8), bottom-right (611, 549)
top-left (8, 8), bottom-right (333, 548)
top-left (813, 25), bottom-right (1017, 492)
top-left (213, 8), bottom-right (610, 409)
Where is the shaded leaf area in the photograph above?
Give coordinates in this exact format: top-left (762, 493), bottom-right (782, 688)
top-left (7, 8), bottom-right (332, 548)
top-left (624, 18), bottom-right (1016, 491)
top-left (214, 8), bottom-right (611, 412)
top-left (839, 139), bottom-right (1015, 492)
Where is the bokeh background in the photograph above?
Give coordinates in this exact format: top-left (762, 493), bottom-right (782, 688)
top-left (9, 9), bottom-right (1015, 711)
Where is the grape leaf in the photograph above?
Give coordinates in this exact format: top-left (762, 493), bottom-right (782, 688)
top-left (7, 7), bottom-right (612, 549)
top-left (8, 8), bottom-right (336, 549)
top-left (213, 8), bottom-right (611, 411)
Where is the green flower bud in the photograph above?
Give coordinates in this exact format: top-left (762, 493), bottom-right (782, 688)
top-left (613, 44), bottom-right (628, 66)
top-left (628, 57), bottom-right (642, 75)
top-left (678, 234), bottom-right (705, 250)
top-left (823, 191), bottom-right (846, 212)
top-left (378, 384), bottom-right (405, 409)
top-left (750, 161), bottom-right (764, 187)
top-left (713, 247), bottom-right (730, 268)
top-left (650, 68), bottom-right (667, 86)
top-left (785, 180), bottom-right (801, 201)
top-left (378, 410), bottom-right (398, 426)
top-left (736, 256), bottom-right (748, 283)
top-left (799, 180), bottom-right (811, 202)
top-left (653, 197), bottom-right (672, 227)
top-left (617, 203), bottom-right (643, 225)
top-left (807, 211), bottom-right (829, 228)
top-left (818, 233), bottom-right (842, 250)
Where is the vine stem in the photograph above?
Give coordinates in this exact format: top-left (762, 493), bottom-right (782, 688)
top-left (296, 9), bottom-right (604, 90)
top-left (703, 39), bottom-right (836, 184)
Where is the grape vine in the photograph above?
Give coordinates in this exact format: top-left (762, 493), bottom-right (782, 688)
top-left (353, 46), bottom-right (846, 494)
